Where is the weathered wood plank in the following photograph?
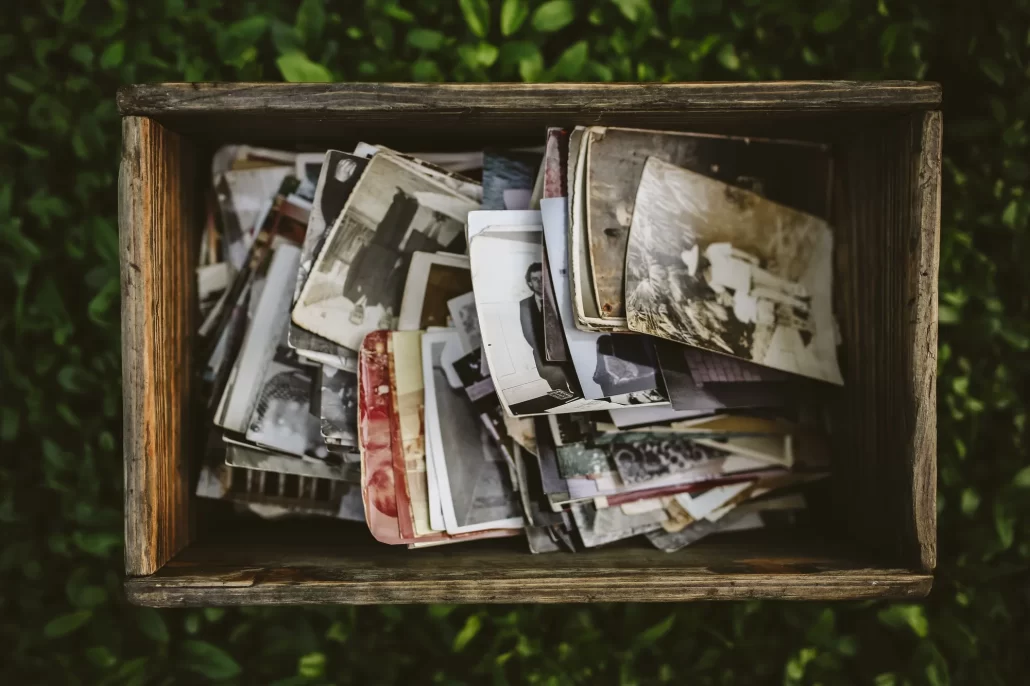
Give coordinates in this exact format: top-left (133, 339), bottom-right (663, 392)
top-left (124, 532), bottom-right (932, 606)
top-left (906, 111), bottom-right (941, 570)
top-left (117, 82), bottom-right (941, 116)
top-left (831, 111), bottom-right (939, 571)
top-left (120, 116), bottom-right (195, 576)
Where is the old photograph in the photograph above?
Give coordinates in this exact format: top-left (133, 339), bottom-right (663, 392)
top-left (655, 340), bottom-right (798, 412)
top-left (470, 228), bottom-right (586, 416)
top-left (540, 244), bottom-right (568, 362)
top-left (244, 346), bottom-right (325, 459)
top-left (422, 331), bottom-right (524, 534)
top-left (215, 245), bottom-right (301, 434)
top-left (683, 346), bottom-right (789, 385)
top-left (289, 150), bottom-right (369, 357)
top-left (447, 291), bottom-right (481, 354)
top-left (482, 148), bottom-right (542, 210)
top-left (397, 251), bottom-right (471, 330)
top-left (584, 126), bottom-right (832, 320)
top-left (215, 165), bottom-right (293, 269)
top-left (293, 153), bottom-right (479, 351)
top-left (541, 197), bottom-right (662, 401)
top-left (319, 366), bottom-right (358, 446)
top-left (625, 157), bottom-right (844, 385)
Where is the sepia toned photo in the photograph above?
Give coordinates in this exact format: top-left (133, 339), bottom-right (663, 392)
top-left (625, 157), bottom-right (844, 385)
top-left (584, 126), bottom-right (832, 320)
top-left (293, 153), bottom-right (478, 351)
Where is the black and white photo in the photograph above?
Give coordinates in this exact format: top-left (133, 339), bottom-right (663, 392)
top-left (422, 331), bottom-right (524, 534)
top-left (319, 366), bottom-right (358, 446)
top-left (482, 148), bottom-right (542, 210)
top-left (293, 153), bottom-right (478, 351)
top-left (289, 150), bottom-right (369, 362)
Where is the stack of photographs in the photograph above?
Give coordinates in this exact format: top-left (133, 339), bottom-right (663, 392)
top-left (194, 127), bottom-right (845, 552)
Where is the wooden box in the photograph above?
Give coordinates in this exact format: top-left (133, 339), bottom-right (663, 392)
top-left (118, 82), bottom-right (940, 606)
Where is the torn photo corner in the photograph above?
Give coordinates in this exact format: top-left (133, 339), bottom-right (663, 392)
top-left (624, 157), bottom-right (843, 385)
top-left (292, 153), bottom-right (479, 351)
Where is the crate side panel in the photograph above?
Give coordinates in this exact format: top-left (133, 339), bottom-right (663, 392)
top-left (120, 116), bottom-right (195, 576)
top-left (124, 532), bottom-right (932, 606)
top-left (832, 113), bottom-right (938, 570)
top-left (905, 111), bottom-right (941, 570)
top-left (117, 82), bottom-right (942, 116)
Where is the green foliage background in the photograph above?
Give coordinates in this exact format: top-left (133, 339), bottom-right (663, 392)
top-left (1, 0), bottom-right (1028, 683)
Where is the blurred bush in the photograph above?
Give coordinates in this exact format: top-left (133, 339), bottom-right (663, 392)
top-left (0, 0), bottom-right (1027, 683)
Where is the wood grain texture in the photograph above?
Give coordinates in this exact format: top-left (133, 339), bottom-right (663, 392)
top-left (124, 531), bottom-right (932, 606)
top-left (120, 116), bottom-right (195, 576)
top-left (117, 82), bottom-right (942, 116)
top-left (906, 111), bottom-right (941, 570)
top-left (831, 111), bottom-right (939, 571)
top-left (114, 83), bottom-right (941, 147)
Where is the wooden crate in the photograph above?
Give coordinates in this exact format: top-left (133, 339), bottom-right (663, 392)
top-left (118, 82), bottom-right (940, 606)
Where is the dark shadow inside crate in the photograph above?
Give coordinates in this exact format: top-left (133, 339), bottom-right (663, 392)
top-left (137, 105), bottom-right (933, 603)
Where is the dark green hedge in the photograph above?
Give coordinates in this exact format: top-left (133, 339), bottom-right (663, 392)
top-left (1, 0), bottom-right (1028, 683)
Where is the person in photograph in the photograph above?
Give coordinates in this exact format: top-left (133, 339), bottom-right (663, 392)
top-left (592, 335), bottom-right (658, 397)
top-left (248, 368), bottom-right (320, 455)
top-left (519, 262), bottom-right (570, 393)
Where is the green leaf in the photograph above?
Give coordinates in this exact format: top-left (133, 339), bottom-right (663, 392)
top-left (501, 0), bottom-right (530, 36)
top-left (271, 20), bottom-right (304, 55)
top-left (6, 73), bottom-right (36, 94)
top-left (453, 614), bottom-right (481, 652)
top-left (69, 43), bottom-right (93, 68)
top-left (138, 608), bottom-right (170, 642)
top-left (532, 0), bottom-right (575, 32)
top-left (99, 41), bottom-right (125, 69)
top-left (85, 645), bottom-right (118, 669)
top-left (412, 58), bottom-right (444, 81)
top-left (296, 0), bottom-right (326, 44)
top-left (1013, 465), bottom-right (1030, 487)
top-left (994, 501), bottom-right (1015, 549)
top-left (960, 488), bottom-right (980, 515)
top-left (612, 0), bottom-right (653, 23)
top-left (635, 614), bottom-right (675, 647)
top-left (1, 407), bottom-right (19, 441)
top-left (62, 0), bottom-right (86, 22)
top-left (298, 652), bottom-right (326, 679)
top-left (407, 28), bottom-right (445, 51)
top-left (276, 51), bottom-right (333, 82)
top-left (717, 43), bottom-right (740, 70)
top-left (550, 40), bottom-right (588, 79)
top-left (979, 58), bottom-right (1005, 86)
top-left (181, 640), bottom-right (242, 680)
top-left (44, 610), bottom-right (92, 638)
top-left (813, 6), bottom-right (850, 33)
top-left (877, 604), bottom-right (929, 638)
top-left (459, 0), bottom-right (490, 38)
